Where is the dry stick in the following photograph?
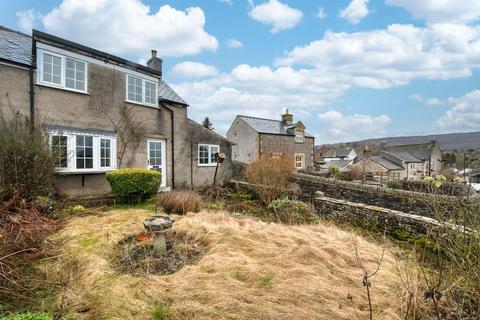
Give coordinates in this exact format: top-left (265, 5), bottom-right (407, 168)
top-left (353, 234), bottom-right (386, 320)
top-left (419, 252), bottom-right (442, 320)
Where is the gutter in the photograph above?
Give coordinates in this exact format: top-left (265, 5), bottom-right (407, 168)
top-left (159, 102), bottom-right (175, 188)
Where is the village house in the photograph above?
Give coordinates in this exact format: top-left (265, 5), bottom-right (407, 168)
top-left (0, 26), bottom-right (232, 197)
top-left (318, 146), bottom-right (357, 163)
top-left (351, 140), bottom-right (442, 181)
top-left (227, 111), bottom-right (315, 170)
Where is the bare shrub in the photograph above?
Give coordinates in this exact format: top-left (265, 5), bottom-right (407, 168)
top-left (158, 191), bottom-right (202, 214)
top-left (245, 155), bottom-right (294, 204)
top-left (0, 110), bottom-right (56, 200)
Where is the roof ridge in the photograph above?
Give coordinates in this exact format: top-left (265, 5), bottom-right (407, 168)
top-left (238, 114), bottom-right (281, 122)
top-left (0, 25), bottom-right (31, 38)
top-left (385, 141), bottom-right (434, 148)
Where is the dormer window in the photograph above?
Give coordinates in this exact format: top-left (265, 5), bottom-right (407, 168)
top-left (295, 129), bottom-right (304, 143)
top-left (126, 74), bottom-right (158, 107)
top-left (38, 49), bottom-right (87, 93)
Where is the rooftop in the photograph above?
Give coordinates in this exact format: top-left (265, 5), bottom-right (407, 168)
top-left (238, 115), bottom-right (314, 137)
top-left (0, 26), bottom-right (32, 66)
top-left (323, 147), bottom-right (354, 158)
top-left (0, 26), bottom-right (187, 106)
top-left (383, 141), bottom-right (437, 162)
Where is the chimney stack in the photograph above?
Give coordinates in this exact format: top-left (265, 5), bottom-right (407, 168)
top-left (380, 140), bottom-right (387, 150)
top-left (147, 49), bottom-right (163, 77)
top-left (281, 108), bottom-right (293, 125)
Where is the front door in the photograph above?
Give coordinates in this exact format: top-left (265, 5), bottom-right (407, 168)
top-left (148, 139), bottom-right (166, 187)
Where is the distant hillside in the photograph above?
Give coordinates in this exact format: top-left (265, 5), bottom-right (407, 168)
top-left (320, 131), bottom-right (480, 152)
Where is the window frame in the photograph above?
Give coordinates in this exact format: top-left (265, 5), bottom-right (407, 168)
top-left (295, 153), bottom-right (305, 169)
top-left (294, 129), bottom-right (305, 143)
top-left (99, 138), bottom-right (113, 169)
top-left (50, 135), bottom-right (69, 169)
top-left (126, 74), bottom-right (158, 107)
top-left (198, 144), bottom-right (220, 167)
top-left (48, 131), bottom-right (116, 173)
top-left (37, 49), bottom-right (88, 94)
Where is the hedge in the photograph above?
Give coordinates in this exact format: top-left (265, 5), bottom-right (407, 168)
top-left (106, 168), bottom-right (161, 200)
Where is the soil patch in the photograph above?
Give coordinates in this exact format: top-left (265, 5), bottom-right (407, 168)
top-left (113, 231), bottom-right (204, 275)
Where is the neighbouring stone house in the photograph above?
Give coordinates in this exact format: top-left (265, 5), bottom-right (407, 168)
top-left (352, 141), bottom-right (442, 181)
top-left (320, 147), bottom-right (357, 163)
top-left (0, 26), bottom-right (232, 197)
top-left (226, 111), bottom-right (315, 171)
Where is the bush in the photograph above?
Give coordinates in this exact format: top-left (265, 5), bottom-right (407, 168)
top-left (158, 191), bottom-right (201, 214)
top-left (106, 168), bottom-right (161, 201)
top-left (245, 155), bottom-right (294, 205)
top-left (267, 198), bottom-right (318, 225)
top-left (0, 111), bottom-right (55, 201)
top-left (4, 312), bottom-right (52, 320)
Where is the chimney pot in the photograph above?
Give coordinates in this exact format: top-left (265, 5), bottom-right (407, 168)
top-left (147, 49), bottom-right (163, 77)
top-left (281, 108), bottom-right (293, 125)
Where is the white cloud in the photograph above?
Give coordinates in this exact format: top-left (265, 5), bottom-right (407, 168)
top-left (276, 24), bottom-right (480, 88)
top-left (339, 0), bottom-right (369, 24)
top-left (25, 0), bottom-right (218, 58)
top-left (317, 111), bottom-right (391, 142)
top-left (173, 22), bottom-right (480, 137)
top-left (409, 94), bottom-right (446, 106)
top-left (16, 9), bottom-right (42, 32)
top-left (227, 39), bottom-right (243, 49)
top-left (249, 0), bottom-right (303, 33)
top-left (436, 90), bottom-right (480, 131)
top-left (316, 7), bottom-right (326, 19)
top-left (170, 61), bottom-right (219, 79)
top-left (386, 0), bottom-right (480, 24)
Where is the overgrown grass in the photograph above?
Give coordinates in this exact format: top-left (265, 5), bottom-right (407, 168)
top-left (30, 208), bottom-right (404, 319)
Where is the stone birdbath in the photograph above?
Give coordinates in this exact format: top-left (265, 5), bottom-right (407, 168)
top-left (143, 215), bottom-right (175, 255)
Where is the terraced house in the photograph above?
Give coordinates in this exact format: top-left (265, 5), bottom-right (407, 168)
top-left (227, 111), bottom-right (315, 171)
top-left (0, 26), bottom-right (232, 197)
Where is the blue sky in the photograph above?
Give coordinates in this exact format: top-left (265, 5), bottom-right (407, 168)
top-left (1, 0), bottom-right (480, 143)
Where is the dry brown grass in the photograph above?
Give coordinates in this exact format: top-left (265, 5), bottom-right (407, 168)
top-left (40, 209), bottom-right (405, 319)
top-left (158, 191), bottom-right (202, 214)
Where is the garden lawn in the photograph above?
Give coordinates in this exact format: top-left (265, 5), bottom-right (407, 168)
top-left (39, 208), bottom-right (405, 319)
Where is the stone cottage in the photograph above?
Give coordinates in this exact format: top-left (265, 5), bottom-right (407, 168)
top-left (227, 111), bottom-right (315, 171)
top-left (351, 141), bottom-right (442, 180)
top-left (0, 26), bottom-right (232, 197)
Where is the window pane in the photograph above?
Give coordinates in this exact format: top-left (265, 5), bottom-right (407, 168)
top-left (100, 138), bottom-right (112, 168)
top-left (76, 159), bottom-right (84, 169)
top-left (85, 159), bottom-right (93, 169)
top-left (76, 135), bottom-right (93, 169)
top-left (66, 58), bottom-right (86, 91)
top-left (51, 135), bottom-right (68, 168)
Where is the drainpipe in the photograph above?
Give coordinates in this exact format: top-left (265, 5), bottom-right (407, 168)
top-left (29, 35), bottom-right (37, 128)
top-left (159, 102), bottom-right (175, 188)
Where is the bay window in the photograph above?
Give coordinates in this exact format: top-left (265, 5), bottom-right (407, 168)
top-left (48, 130), bottom-right (116, 173)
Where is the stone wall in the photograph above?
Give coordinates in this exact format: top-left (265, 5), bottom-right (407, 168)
top-left (292, 173), bottom-right (472, 218)
top-left (314, 195), bottom-right (441, 237)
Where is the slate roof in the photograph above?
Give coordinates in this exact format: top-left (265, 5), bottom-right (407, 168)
top-left (158, 80), bottom-right (187, 105)
top-left (370, 156), bottom-right (404, 171)
top-left (323, 147), bottom-right (353, 158)
top-left (0, 26), bottom-right (187, 106)
top-left (0, 26), bottom-right (32, 66)
top-left (384, 142), bottom-right (436, 162)
top-left (321, 159), bottom-right (353, 169)
top-left (238, 115), bottom-right (314, 137)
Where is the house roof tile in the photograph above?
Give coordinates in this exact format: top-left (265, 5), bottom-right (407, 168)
top-left (238, 115), bottom-right (314, 137)
top-left (0, 26), bottom-right (32, 66)
top-left (158, 81), bottom-right (187, 105)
